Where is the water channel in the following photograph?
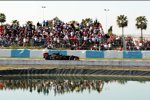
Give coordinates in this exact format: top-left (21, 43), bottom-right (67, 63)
top-left (0, 76), bottom-right (150, 100)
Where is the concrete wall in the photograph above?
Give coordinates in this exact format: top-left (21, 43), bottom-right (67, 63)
top-left (11, 49), bottom-right (30, 58)
top-left (104, 50), bottom-right (123, 58)
top-left (0, 49), bottom-right (11, 58)
top-left (142, 51), bottom-right (150, 58)
top-left (123, 51), bottom-right (142, 58)
top-left (0, 59), bottom-right (150, 67)
top-left (0, 49), bottom-right (150, 59)
top-left (67, 50), bottom-right (86, 58)
top-left (30, 50), bottom-right (43, 58)
top-left (86, 51), bottom-right (104, 58)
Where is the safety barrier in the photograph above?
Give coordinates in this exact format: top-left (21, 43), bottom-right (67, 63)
top-left (0, 49), bottom-right (150, 59)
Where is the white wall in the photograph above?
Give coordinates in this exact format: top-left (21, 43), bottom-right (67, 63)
top-left (104, 50), bottom-right (123, 58)
top-left (0, 49), bottom-right (11, 58)
top-left (30, 50), bottom-right (44, 58)
top-left (1, 49), bottom-right (150, 59)
top-left (67, 50), bottom-right (86, 58)
top-left (141, 51), bottom-right (150, 58)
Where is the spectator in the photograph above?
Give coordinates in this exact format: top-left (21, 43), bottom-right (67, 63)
top-left (0, 17), bottom-right (149, 51)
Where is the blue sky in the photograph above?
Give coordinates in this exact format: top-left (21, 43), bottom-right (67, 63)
top-left (0, 1), bottom-right (150, 36)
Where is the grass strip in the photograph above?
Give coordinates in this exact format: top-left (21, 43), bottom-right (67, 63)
top-left (0, 65), bottom-right (150, 71)
top-left (2, 74), bottom-right (150, 79)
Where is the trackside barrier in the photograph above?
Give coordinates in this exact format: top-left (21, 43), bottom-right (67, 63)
top-left (0, 49), bottom-right (150, 59)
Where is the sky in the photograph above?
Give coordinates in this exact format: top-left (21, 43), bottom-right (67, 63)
top-left (0, 1), bottom-right (150, 37)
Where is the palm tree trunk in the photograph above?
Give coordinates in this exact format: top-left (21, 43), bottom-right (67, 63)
top-left (122, 27), bottom-right (126, 50)
top-left (141, 29), bottom-right (143, 42)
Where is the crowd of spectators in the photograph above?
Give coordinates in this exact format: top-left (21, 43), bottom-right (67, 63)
top-left (0, 17), bottom-right (150, 50)
top-left (0, 17), bottom-right (105, 50)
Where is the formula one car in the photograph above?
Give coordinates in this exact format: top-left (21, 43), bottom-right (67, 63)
top-left (43, 52), bottom-right (79, 60)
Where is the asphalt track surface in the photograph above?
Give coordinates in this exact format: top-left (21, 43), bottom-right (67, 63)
top-left (0, 58), bottom-right (150, 77)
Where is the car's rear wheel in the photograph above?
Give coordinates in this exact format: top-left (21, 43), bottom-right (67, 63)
top-left (73, 57), bottom-right (79, 60)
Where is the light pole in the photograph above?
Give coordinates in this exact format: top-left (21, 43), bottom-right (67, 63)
top-left (42, 6), bottom-right (46, 22)
top-left (104, 9), bottom-right (109, 34)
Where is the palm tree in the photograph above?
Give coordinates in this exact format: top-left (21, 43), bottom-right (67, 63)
top-left (53, 16), bottom-right (60, 21)
top-left (48, 20), bottom-right (53, 27)
top-left (85, 18), bottom-right (93, 25)
top-left (94, 18), bottom-right (98, 24)
top-left (116, 15), bottom-right (128, 50)
top-left (12, 20), bottom-right (19, 26)
top-left (53, 17), bottom-right (63, 25)
top-left (12, 20), bottom-right (19, 30)
top-left (26, 21), bottom-right (33, 30)
top-left (0, 13), bottom-right (6, 25)
top-left (136, 16), bottom-right (148, 42)
top-left (68, 20), bottom-right (77, 24)
top-left (48, 17), bottom-right (63, 28)
top-left (26, 21), bottom-right (33, 26)
top-left (108, 26), bottom-right (113, 36)
top-left (81, 18), bottom-right (93, 27)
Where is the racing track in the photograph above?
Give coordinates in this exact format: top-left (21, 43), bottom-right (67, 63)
top-left (0, 58), bottom-right (150, 76)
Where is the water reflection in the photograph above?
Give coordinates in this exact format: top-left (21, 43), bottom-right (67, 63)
top-left (0, 76), bottom-right (149, 96)
top-left (0, 80), bottom-right (104, 95)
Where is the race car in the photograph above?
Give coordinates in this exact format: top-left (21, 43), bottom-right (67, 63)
top-left (43, 52), bottom-right (79, 60)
